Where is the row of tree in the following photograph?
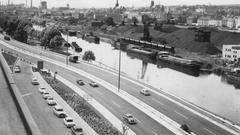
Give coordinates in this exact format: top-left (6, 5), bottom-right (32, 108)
top-left (1, 17), bottom-right (65, 49)
top-left (2, 18), bottom-right (32, 43)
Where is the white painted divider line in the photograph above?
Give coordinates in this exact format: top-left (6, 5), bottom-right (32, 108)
top-left (0, 41), bottom-right (190, 135)
top-left (204, 128), bottom-right (217, 135)
top-left (22, 92), bottom-right (32, 97)
top-left (55, 75), bottom-right (136, 135)
top-left (76, 48), bottom-right (240, 134)
top-left (152, 98), bottom-right (165, 106)
top-left (111, 101), bottom-right (121, 108)
top-left (174, 111), bottom-right (188, 120)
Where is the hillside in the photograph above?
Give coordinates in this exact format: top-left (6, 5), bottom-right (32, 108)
top-left (104, 25), bottom-right (240, 55)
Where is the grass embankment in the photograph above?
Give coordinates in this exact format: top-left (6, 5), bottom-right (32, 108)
top-left (40, 72), bottom-right (121, 135)
top-left (2, 52), bottom-right (17, 71)
top-left (2, 52), bottom-right (17, 66)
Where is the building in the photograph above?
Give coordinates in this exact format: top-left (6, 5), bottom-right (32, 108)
top-left (222, 45), bottom-right (240, 61)
top-left (227, 18), bottom-right (235, 28)
top-left (41, 1), bottom-right (47, 9)
top-left (208, 19), bottom-right (222, 27)
top-left (197, 16), bottom-right (210, 26)
top-left (187, 16), bottom-right (194, 25)
top-left (235, 17), bottom-right (240, 29)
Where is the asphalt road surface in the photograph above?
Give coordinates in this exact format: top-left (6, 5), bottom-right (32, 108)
top-left (0, 62), bottom-right (27, 135)
top-left (12, 61), bottom-right (72, 135)
top-left (0, 35), bottom-right (239, 135)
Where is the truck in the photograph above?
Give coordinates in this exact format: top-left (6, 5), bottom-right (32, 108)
top-left (69, 55), bottom-right (79, 63)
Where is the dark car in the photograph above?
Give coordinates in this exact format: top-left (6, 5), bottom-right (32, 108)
top-left (77, 80), bottom-right (85, 86)
top-left (4, 36), bottom-right (10, 41)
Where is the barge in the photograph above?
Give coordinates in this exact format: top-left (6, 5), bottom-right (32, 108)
top-left (127, 47), bottom-right (157, 64)
top-left (82, 33), bottom-right (100, 44)
top-left (157, 51), bottom-right (201, 71)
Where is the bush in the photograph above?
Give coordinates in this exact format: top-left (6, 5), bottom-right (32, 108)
top-left (82, 51), bottom-right (96, 61)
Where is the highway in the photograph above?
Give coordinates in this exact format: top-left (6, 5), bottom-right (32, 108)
top-left (0, 59), bottom-right (27, 135)
top-left (0, 35), bottom-right (239, 135)
top-left (12, 60), bottom-right (72, 135)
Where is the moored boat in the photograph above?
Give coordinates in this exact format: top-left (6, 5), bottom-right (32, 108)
top-left (157, 51), bottom-right (201, 70)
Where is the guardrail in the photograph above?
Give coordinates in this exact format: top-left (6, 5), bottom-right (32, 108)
top-left (0, 53), bottom-right (41, 135)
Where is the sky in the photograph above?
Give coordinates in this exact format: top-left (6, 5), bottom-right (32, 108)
top-left (1, 0), bottom-right (240, 8)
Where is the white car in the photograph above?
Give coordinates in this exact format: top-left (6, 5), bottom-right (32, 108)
top-left (13, 66), bottom-right (21, 73)
top-left (123, 113), bottom-right (137, 124)
top-left (31, 77), bottom-right (39, 85)
top-left (140, 89), bottom-right (150, 96)
top-left (46, 98), bottom-right (57, 106)
top-left (38, 87), bottom-right (46, 94)
top-left (71, 125), bottom-right (83, 135)
top-left (89, 81), bottom-right (98, 87)
top-left (53, 105), bottom-right (66, 118)
top-left (42, 92), bottom-right (51, 99)
top-left (63, 117), bottom-right (76, 128)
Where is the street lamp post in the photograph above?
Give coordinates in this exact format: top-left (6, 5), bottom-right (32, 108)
top-left (66, 29), bottom-right (69, 65)
top-left (118, 46), bottom-right (121, 92)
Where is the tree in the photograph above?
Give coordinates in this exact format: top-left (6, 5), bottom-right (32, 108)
top-left (82, 50), bottom-right (96, 61)
top-left (104, 17), bottom-right (116, 26)
top-left (40, 26), bottom-right (62, 49)
top-left (49, 35), bottom-right (64, 49)
top-left (132, 17), bottom-right (138, 26)
top-left (13, 19), bottom-right (32, 43)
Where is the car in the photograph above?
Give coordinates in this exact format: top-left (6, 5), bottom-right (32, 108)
top-left (4, 36), bottom-right (10, 41)
top-left (46, 98), bottom-right (57, 106)
top-left (13, 66), bottom-right (21, 73)
top-left (89, 81), bottom-right (98, 87)
top-left (63, 116), bottom-right (76, 128)
top-left (42, 92), bottom-right (51, 99)
top-left (71, 125), bottom-right (83, 135)
top-left (180, 124), bottom-right (192, 134)
top-left (140, 88), bottom-right (150, 96)
top-left (123, 113), bottom-right (137, 124)
top-left (53, 105), bottom-right (66, 118)
top-left (76, 80), bottom-right (85, 86)
top-left (38, 87), bottom-right (47, 94)
top-left (31, 77), bottom-right (39, 85)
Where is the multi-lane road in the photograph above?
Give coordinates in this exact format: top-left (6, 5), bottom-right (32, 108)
top-left (0, 34), bottom-right (239, 135)
top-left (0, 62), bottom-right (27, 135)
top-left (12, 61), bottom-right (72, 135)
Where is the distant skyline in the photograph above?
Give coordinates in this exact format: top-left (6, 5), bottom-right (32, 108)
top-left (1, 0), bottom-right (240, 8)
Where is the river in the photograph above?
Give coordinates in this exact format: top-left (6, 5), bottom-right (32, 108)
top-left (34, 25), bottom-right (240, 124)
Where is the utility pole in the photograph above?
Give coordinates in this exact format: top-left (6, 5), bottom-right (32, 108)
top-left (118, 47), bottom-right (121, 92)
top-left (65, 29), bottom-right (69, 65)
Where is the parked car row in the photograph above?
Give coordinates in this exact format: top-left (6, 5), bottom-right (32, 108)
top-left (36, 82), bottom-right (84, 135)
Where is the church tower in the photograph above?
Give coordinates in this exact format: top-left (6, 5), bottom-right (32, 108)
top-left (115, 0), bottom-right (119, 8)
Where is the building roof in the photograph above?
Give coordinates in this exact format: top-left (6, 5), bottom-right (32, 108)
top-left (232, 46), bottom-right (240, 50)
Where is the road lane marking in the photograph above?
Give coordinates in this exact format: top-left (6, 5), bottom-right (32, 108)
top-left (152, 131), bottom-right (158, 135)
top-left (93, 89), bottom-right (104, 96)
top-left (152, 98), bottom-right (165, 106)
top-left (22, 92), bottom-right (32, 97)
top-left (134, 117), bottom-right (142, 123)
top-left (111, 101), bottom-right (121, 108)
top-left (204, 128), bottom-right (217, 135)
top-left (175, 111), bottom-right (188, 119)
